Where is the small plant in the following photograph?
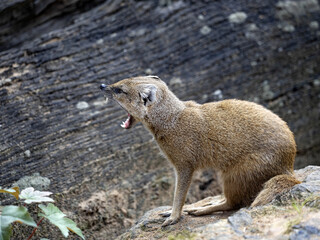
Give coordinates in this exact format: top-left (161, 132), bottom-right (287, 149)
top-left (168, 230), bottom-right (196, 240)
top-left (291, 195), bottom-right (316, 214)
top-left (0, 186), bottom-right (85, 240)
top-left (285, 217), bottom-right (301, 234)
top-left (284, 196), bottom-right (314, 234)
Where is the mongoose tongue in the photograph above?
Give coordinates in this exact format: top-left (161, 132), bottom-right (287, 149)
top-left (121, 114), bottom-right (132, 129)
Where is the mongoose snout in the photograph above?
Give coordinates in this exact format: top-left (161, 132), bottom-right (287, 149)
top-left (100, 83), bottom-right (136, 129)
top-left (101, 75), bottom-right (300, 227)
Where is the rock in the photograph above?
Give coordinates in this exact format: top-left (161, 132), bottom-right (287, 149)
top-left (276, 0), bottom-right (320, 21)
top-left (247, 23), bottom-right (258, 32)
top-left (12, 172), bottom-right (51, 191)
top-left (228, 12), bottom-right (247, 24)
top-left (293, 166), bottom-right (320, 195)
top-left (273, 166), bottom-right (320, 206)
top-left (212, 89), bottom-right (223, 100)
top-left (127, 206), bottom-right (171, 239)
top-left (291, 182), bottom-right (320, 197)
top-left (76, 101), bottom-right (89, 110)
top-left (289, 212), bottom-right (320, 240)
top-left (145, 68), bottom-right (153, 74)
top-left (295, 165), bottom-right (320, 181)
top-left (280, 23), bottom-right (295, 32)
top-left (24, 149), bottom-right (31, 157)
top-left (309, 21), bottom-right (319, 30)
top-left (129, 28), bottom-right (147, 37)
top-left (313, 79), bottom-right (320, 86)
top-left (262, 80), bottom-right (275, 100)
top-left (119, 165), bottom-right (320, 239)
top-left (228, 209), bottom-right (252, 234)
top-left (169, 77), bottom-right (183, 87)
top-left (198, 14), bottom-right (204, 21)
top-left (200, 25), bottom-right (212, 35)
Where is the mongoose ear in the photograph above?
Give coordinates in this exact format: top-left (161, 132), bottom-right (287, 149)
top-left (146, 75), bottom-right (161, 81)
top-left (139, 84), bottom-right (157, 106)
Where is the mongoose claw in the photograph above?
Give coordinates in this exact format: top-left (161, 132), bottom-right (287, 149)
top-left (161, 216), bottom-right (180, 227)
top-left (159, 210), bottom-right (171, 217)
top-left (185, 207), bottom-right (204, 216)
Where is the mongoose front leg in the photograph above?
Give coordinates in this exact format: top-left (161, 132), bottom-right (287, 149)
top-left (161, 166), bottom-right (193, 227)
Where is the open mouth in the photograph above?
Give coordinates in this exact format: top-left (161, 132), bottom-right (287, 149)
top-left (120, 113), bottom-right (134, 129)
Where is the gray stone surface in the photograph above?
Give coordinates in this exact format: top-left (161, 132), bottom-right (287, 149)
top-left (291, 166), bottom-right (320, 197)
top-left (12, 172), bottom-right (51, 191)
top-left (119, 165), bottom-right (320, 240)
top-left (228, 209), bottom-right (253, 234)
top-left (290, 217), bottom-right (320, 240)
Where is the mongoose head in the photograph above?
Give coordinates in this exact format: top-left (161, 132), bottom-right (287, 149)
top-left (100, 76), bottom-right (168, 129)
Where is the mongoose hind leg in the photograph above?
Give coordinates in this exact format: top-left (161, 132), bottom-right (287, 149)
top-left (159, 196), bottom-right (222, 217)
top-left (186, 200), bottom-right (232, 216)
top-left (186, 172), bottom-right (251, 216)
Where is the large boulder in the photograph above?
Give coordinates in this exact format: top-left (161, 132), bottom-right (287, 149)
top-left (119, 166), bottom-right (320, 240)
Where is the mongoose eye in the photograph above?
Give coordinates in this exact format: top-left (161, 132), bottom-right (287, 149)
top-left (139, 93), bottom-right (148, 106)
top-left (113, 87), bottom-right (124, 94)
top-left (143, 97), bottom-right (147, 106)
top-left (100, 84), bottom-right (107, 90)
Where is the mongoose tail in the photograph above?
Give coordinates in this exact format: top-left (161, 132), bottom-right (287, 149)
top-left (251, 174), bottom-right (301, 207)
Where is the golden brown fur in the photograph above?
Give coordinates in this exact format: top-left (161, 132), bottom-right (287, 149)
top-left (102, 76), bottom-right (300, 227)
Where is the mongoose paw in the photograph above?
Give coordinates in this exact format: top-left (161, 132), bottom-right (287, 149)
top-left (185, 207), bottom-right (206, 216)
top-left (159, 210), bottom-right (171, 217)
top-left (161, 216), bottom-right (180, 227)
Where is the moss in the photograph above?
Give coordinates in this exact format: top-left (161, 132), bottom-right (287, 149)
top-left (168, 230), bottom-right (197, 240)
top-left (285, 217), bottom-right (302, 234)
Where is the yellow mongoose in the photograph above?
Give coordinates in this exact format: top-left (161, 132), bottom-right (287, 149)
top-left (100, 76), bottom-right (300, 227)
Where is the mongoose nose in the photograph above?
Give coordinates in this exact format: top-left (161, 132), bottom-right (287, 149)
top-left (100, 84), bottom-right (107, 91)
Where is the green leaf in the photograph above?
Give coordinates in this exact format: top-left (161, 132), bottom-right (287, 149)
top-left (0, 205), bottom-right (37, 240)
top-left (38, 204), bottom-right (85, 239)
top-left (20, 187), bottom-right (54, 204)
top-left (0, 187), bottom-right (20, 200)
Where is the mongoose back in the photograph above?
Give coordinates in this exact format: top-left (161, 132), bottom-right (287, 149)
top-left (100, 76), bottom-right (300, 227)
